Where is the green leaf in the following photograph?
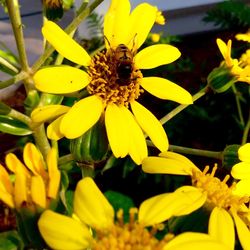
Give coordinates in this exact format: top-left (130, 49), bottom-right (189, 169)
top-left (0, 230), bottom-right (22, 250)
top-left (0, 115), bottom-right (32, 136)
top-left (0, 102), bottom-right (11, 115)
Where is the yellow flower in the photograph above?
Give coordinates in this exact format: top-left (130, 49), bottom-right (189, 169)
top-left (216, 38), bottom-right (250, 84)
top-left (155, 10), bottom-right (165, 25)
top-left (142, 151), bottom-right (250, 249)
top-left (236, 32), bottom-right (250, 43)
top-left (0, 143), bottom-right (60, 210)
top-left (38, 177), bottom-right (229, 250)
top-left (231, 143), bottom-right (250, 196)
top-left (31, 0), bottom-right (193, 165)
top-left (151, 33), bottom-right (161, 43)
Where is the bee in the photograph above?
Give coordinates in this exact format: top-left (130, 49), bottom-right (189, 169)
top-left (114, 44), bottom-right (134, 86)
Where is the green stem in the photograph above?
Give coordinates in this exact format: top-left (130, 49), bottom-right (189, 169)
top-left (6, 0), bottom-right (29, 72)
top-left (9, 109), bottom-right (32, 125)
top-left (78, 162), bottom-right (95, 178)
top-left (31, 0), bottom-right (104, 72)
top-left (232, 83), bottom-right (245, 127)
top-left (160, 86), bottom-right (208, 125)
top-left (242, 110), bottom-right (250, 144)
top-left (58, 154), bottom-right (74, 165)
top-left (0, 71), bottom-right (28, 89)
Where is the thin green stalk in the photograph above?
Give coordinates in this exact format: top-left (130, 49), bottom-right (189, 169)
top-left (242, 110), bottom-right (250, 144)
top-left (9, 109), bottom-right (32, 125)
top-left (232, 83), bottom-right (245, 127)
top-left (0, 71), bottom-right (28, 89)
top-left (58, 154), bottom-right (74, 165)
top-left (31, 0), bottom-right (104, 72)
top-left (6, 0), bottom-right (29, 72)
top-left (160, 86), bottom-right (208, 125)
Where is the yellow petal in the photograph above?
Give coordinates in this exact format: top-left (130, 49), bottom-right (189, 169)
top-left (31, 105), bottom-right (70, 123)
top-left (14, 172), bottom-right (27, 208)
top-left (238, 143), bottom-right (250, 162)
top-left (216, 38), bottom-right (232, 66)
top-left (47, 148), bottom-right (60, 199)
top-left (164, 232), bottom-right (230, 250)
top-left (236, 33), bottom-right (250, 42)
top-left (208, 207), bottom-right (235, 249)
top-left (131, 101), bottom-right (168, 152)
top-left (0, 164), bottom-right (13, 194)
top-left (31, 176), bottom-right (46, 208)
top-left (0, 184), bottom-right (14, 208)
top-left (103, 0), bottom-right (130, 48)
top-left (140, 77), bottom-right (193, 104)
top-left (60, 96), bottom-right (103, 139)
top-left (134, 44), bottom-right (181, 69)
top-left (231, 162), bottom-right (250, 179)
top-left (232, 211), bottom-right (250, 250)
top-left (38, 210), bottom-right (92, 250)
top-left (33, 66), bottom-right (90, 94)
top-left (105, 104), bottom-right (129, 158)
top-left (127, 3), bottom-right (157, 50)
top-left (232, 179), bottom-right (250, 196)
top-left (23, 143), bottom-right (47, 178)
top-left (73, 177), bottom-right (114, 230)
top-left (42, 21), bottom-right (91, 66)
top-left (121, 106), bottom-right (148, 165)
top-left (138, 186), bottom-right (205, 226)
top-left (47, 115), bottom-right (65, 141)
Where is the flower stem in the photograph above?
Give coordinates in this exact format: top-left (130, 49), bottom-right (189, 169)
top-left (160, 86), bottom-right (208, 125)
top-left (231, 83), bottom-right (245, 127)
top-left (58, 154), bottom-right (74, 166)
top-left (6, 0), bottom-right (29, 73)
top-left (242, 110), bottom-right (250, 144)
top-left (78, 162), bottom-right (95, 178)
top-left (31, 0), bottom-right (104, 72)
top-left (0, 71), bottom-right (28, 89)
top-left (9, 109), bottom-right (32, 125)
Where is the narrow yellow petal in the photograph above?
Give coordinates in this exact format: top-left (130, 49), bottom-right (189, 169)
top-left (232, 211), bottom-right (250, 250)
top-left (33, 66), bottom-right (90, 94)
top-left (47, 148), bottom-right (61, 199)
top-left (103, 0), bottom-right (131, 48)
top-left (14, 172), bottom-right (27, 208)
top-left (47, 115), bottom-right (65, 141)
top-left (140, 77), bottom-right (193, 104)
top-left (127, 3), bottom-right (157, 50)
top-left (238, 143), bottom-right (250, 162)
top-left (42, 21), bottom-right (91, 66)
top-left (131, 101), bottom-right (168, 152)
top-left (0, 164), bottom-right (13, 194)
top-left (231, 162), bottom-right (250, 179)
top-left (134, 44), bottom-right (181, 69)
top-left (60, 96), bottom-right (103, 139)
top-left (31, 105), bottom-right (70, 123)
top-left (31, 176), bottom-right (46, 208)
top-left (23, 143), bottom-right (47, 178)
top-left (105, 104), bottom-right (129, 158)
top-left (74, 177), bottom-right (114, 230)
top-left (38, 210), bottom-right (92, 250)
top-left (164, 232), bottom-right (230, 250)
top-left (121, 106), bottom-right (148, 165)
top-left (0, 184), bottom-right (14, 208)
top-left (208, 207), bottom-right (235, 249)
top-left (216, 38), bottom-right (228, 60)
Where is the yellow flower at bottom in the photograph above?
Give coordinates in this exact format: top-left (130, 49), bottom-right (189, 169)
top-left (38, 177), bottom-right (229, 250)
top-left (0, 143), bottom-right (60, 210)
top-left (142, 151), bottom-right (250, 249)
top-left (32, 0), bottom-right (193, 165)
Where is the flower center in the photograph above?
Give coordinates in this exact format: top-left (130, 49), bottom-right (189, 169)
top-left (87, 49), bottom-right (143, 107)
top-left (192, 165), bottom-right (249, 210)
top-left (92, 208), bottom-right (173, 250)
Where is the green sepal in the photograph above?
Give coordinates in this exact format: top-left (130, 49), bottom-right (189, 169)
top-left (0, 230), bottom-right (23, 250)
top-left (0, 115), bottom-right (32, 136)
top-left (40, 93), bottom-right (64, 106)
top-left (24, 90), bottom-right (40, 115)
top-left (207, 66), bottom-right (237, 93)
top-left (70, 118), bottom-right (109, 164)
top-left (0, 101), bottom-right (11, 115)
top-left (222, 144), bottom-right (241, 170)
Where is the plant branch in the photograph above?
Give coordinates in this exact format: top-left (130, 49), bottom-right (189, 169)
top-left (0, 71), bottom-right (28, 89)
top-left (9, 109), bottom-right (32, 125)
top-left (242, 109), bottom-right (250, 144)
top-left (232, 83), bottom-right (245, 127)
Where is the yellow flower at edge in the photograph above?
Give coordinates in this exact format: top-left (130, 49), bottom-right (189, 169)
top-left (38, 177), bottom-right (230, 250)
top-left (236, 32), bottom-right (250, 43)
top-left (142, 151), bottom-right (250, 250)
top-left (31, 0), bottom-right (193, 165)
top-left (216, 38), bottom-right (250, 84)
top-left (231, 143), bottom-right (250, 196)
top-left (0, 143), bottom-right (61, 210)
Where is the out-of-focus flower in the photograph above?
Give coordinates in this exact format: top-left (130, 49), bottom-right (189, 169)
top-left (236, 32), bottom-right (250, 43)
top-left (155, 10), bottom-right (165, 25)
top-left (32, 0), bottom-right (193, 165)
top-left (142, 151), bottom-right (250, 249)
top-left (0, 143), bottom-right (60, 210)
top-left (38, 177), bottom-right (230, 250)
top-left (150, 33), bottom-right (161, 43)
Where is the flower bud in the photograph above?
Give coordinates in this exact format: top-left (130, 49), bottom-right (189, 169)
top-left (42, 0), bottom-right (63, 20)
top-left (207, 66), bottom-right (237, 93)
top-left (222, 144), bottom-right (241, 170)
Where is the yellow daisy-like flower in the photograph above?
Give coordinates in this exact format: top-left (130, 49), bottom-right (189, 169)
top-left (31, 0), bottom-right (193, 165)
top-left (38, 177), bottom-right (229, 250)
top-left (216, 38), bottom-right (250, 84)
top-left (142, 151), bottom-right (250, 249)
top-left (231, 143), bottom-right (250, 196)
top-left (0, 143), bottom-right (60, 210)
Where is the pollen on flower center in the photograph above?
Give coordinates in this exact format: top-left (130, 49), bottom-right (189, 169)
top-left (192, 165), bottom-right (249, 210)
top-left (87, 50), bottom-right (143, 107)
top-left (92, 208), bottom-right (173, 250)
